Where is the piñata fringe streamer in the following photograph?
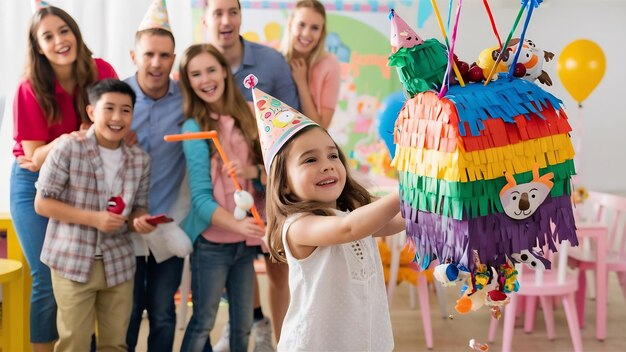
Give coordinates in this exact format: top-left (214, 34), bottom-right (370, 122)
top-left (398, 160), bottom-right (575, 220)
top-left (393, 137), bottom-right (575, 183)
top-left (388, 39), bottom-right (449, 96)
top-left (402, 195), bottom-right (577, 270)
top-left (445, 77), bottom-right (563, 136)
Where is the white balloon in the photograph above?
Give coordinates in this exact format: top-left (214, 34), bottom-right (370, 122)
top-left (233, 207), bottom-right (248, 220)
top-left (234, 190), bottom-right (254, 210)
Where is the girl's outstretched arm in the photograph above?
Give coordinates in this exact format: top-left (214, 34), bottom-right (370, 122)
top-left (288, 191), bottom-right (400, 248)
top-left (373, 213), bottom-right (406, 238)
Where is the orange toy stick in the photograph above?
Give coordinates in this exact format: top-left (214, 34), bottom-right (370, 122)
top-left (164, 131), bottom-right (265, 230)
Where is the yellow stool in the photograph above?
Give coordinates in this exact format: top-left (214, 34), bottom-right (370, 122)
top-left (0, 213), bottom-right (31, 352)
top-left (0, 259), bottom-right (25, 352)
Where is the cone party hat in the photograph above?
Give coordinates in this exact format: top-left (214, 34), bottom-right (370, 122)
top-left (138, 0), bottom-right (171, 32)
top-left (243, 74), bottom-right (319, 173)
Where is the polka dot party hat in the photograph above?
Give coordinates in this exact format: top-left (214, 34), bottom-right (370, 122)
top-left (243, 74), bottom-right (319, 173)
top-left (138, 0), bottom-right (171, 32)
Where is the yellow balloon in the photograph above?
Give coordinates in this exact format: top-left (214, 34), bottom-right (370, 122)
top-left (264, 22), bottom-right (282, 42)
top-left (242, 31), bottom-right (260, 43)
top-left (557, 39), bottom-right (606, 104)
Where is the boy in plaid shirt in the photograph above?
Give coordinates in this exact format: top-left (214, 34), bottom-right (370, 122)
top-left (35, 79), bottom-right (155, 351)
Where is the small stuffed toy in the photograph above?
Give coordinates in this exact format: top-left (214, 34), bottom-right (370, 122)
top-left (233, 190), bottom-right (254, 220)
top-left (433, 262), bottom-right (470, 287)
top-left (508, 38), bottom-right (555, 86)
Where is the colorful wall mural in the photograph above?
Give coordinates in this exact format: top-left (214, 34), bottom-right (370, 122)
top-left (191, 0), bottom-right (432, 178)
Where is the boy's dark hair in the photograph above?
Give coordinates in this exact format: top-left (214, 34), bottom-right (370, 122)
top-left (87, 79), bottom-right (137, 107)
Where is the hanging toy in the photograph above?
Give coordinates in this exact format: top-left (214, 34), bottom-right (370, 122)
top-left (508, 38), bottom-right (554, 85)
top-left (511, 248), bottom-right (551, 270)
top-left (433, 262), bottom-right (469, 287)
top-left (455, 252), bottom-right (497, 314)
top-left (475, 46), bottom-right (510, 82)
top-left (455, 266), bottom-right (497, 314)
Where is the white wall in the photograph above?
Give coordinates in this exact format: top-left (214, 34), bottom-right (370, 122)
top-left (0, 0), bottom-right (193, 213)
top-left (1, 0), bottom-right (625, 213)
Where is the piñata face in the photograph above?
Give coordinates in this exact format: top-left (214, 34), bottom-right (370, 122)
top-left (500, 179), bottom-right (551, 219)
top-left (499, 167), bottom-right (553, 220)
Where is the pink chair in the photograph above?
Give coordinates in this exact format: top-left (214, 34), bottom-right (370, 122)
top-left (488, 241), bottom-right (583, 352)
top-left (371, 184), bottom-right (436, 350)
top-left (569, 191), bottom-right (626, 340)
top-left (385, 234), bottom-right (434, 350)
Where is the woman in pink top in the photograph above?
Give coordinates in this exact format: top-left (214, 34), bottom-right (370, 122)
top-left (281, 0), bottom-right (341, 129)
top-left (10, 5), bottom-right (117, 351)
top-left (178, 44), bottom-right (266, 352)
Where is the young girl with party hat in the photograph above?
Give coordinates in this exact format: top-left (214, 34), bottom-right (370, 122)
top-left (245, 74), bottom-right (404, 351)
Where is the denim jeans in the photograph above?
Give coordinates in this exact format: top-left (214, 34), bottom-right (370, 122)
top-left (126, 254), bottom-right (184, 352)
top-left (9, 162), bottom-right (58, 343)
top-left (180, 238), bottom-right (256, 352)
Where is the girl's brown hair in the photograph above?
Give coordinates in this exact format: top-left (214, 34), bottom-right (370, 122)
top-left (265, 125), bottom-right (372, 263)
top-left (178, 44), bottom-right (261, 162)
top-left (25, 6), bottom-right (98, 125)
top-left (280, 0), bottom-right (328, 68)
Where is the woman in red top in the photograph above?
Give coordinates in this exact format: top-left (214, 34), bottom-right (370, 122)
top-left (10, 5), bottom-right (117, 351)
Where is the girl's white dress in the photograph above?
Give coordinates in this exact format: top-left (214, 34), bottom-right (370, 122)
top-left (278, 211), bottom-right (394, 352)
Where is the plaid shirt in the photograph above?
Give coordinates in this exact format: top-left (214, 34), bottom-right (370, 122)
top-left (37, 128), bottom-right (151, 287)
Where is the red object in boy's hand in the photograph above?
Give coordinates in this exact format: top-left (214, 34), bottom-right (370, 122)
top-left (107, 196), bottom-right (126, 215)
top-left (146, 214), bottom-right (174, 226)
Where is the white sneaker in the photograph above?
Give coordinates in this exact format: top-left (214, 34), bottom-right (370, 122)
top-left (253, 317), bottom-right (275, 352)
top-left (213, 323), bottom-right (230, 352)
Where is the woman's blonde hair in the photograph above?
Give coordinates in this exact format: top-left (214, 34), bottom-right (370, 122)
top-left (265, 125), bottom-right (372, 263)
top-left (25, 6), bottom-right (98, 125)
top-left (280, 0), bottom-right (328, 68)
top-left (178, 44), bottom-right (261, 162)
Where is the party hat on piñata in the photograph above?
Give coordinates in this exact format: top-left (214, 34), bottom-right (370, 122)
top-left (390, 8), bottom-right (424, 53)
top-left (388, 9), bottom-right (448, 96)
top-left (243, 74), bottom-right (319, 172)
top-left (389, 2), bottom-right (578, 314)
top-left (138, 0), bottom-right (171, 32)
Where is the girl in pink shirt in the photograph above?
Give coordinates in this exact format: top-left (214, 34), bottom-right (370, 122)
top-left (178, 44), bottom-right (266, 352)
top-left (10, 5), bottom-right (117, 350)
top-left (281, 0), bottom-right (341, 130)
